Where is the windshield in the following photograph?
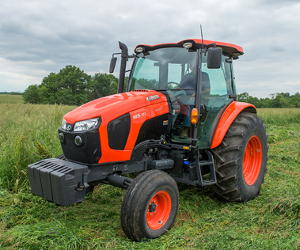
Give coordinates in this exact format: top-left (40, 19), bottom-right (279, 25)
top-left (129, 47), bottom-right (197, 91)
top-left (128, 47), bottom-right (234, 144)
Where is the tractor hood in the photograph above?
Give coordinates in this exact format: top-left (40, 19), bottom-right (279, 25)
top-left (64, 90), bottom-right (168, 124)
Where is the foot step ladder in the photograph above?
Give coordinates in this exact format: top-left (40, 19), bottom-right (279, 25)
top-left (196, 151), bottom-right (217, 186)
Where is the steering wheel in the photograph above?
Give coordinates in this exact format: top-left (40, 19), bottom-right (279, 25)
top-left (167, 81), bottom-right (180, 89)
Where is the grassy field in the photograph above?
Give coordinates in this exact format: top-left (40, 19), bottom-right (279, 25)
top-left (0, 97), bottom-right (299, 249)
top-left (0, 94), bottom-right (23, 104)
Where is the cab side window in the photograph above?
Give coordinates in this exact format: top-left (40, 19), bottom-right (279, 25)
top-left (201, 55), bottom-right (228, 96)
top-left (224, 58), bottom-right (235, 96)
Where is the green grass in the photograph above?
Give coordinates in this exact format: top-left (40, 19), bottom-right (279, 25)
top-left (0, 94), bottom-right (23, 104)
top-left (0, 101), bottom-right (299, 249)
top-left (0, 104), bottom-right (74, 191)
top-left (257, 108), bottom-right (300, 125)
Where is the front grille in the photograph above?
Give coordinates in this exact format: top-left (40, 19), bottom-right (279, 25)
top-left (58, 128), bottom-right (101, 164)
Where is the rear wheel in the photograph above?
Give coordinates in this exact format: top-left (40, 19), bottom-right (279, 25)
top-left (212, 111), bottom-right (268, 202)
top-left (121, 170), bottom-right (179, 241)
top-left (243, 135), bottom-right (263, 185)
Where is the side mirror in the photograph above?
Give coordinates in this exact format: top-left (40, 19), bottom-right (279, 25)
top-left (207, 47), bottom-right (222, 69)
top-left (109, 57), bottom-right (117, 73)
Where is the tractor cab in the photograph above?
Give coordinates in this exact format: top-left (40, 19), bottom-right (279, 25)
top-left (111, 39), bottom-right (244, 147)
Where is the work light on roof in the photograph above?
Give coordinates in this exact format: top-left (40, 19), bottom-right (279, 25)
top-left (183, 42), bottom-right (193, 49)
top-left (135, 47), bottom-right (144, 53)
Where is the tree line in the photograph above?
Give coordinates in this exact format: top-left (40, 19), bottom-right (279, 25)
top-left (237, 92), bottom-right (300, 108)
top-left (23, 65), bottom-right (299, 108)
top-left (23, 65), bottom-right (118, 105)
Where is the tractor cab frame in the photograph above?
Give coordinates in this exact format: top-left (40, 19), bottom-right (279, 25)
top-left (110, 39), bottom-right (243, 148)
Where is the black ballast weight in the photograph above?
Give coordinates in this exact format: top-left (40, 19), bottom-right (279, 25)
top-left (28, 152), bottom-right (176, 206)
top-left (28, 158), bottom-right (89, 206)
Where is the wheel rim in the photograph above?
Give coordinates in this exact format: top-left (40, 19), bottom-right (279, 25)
top-left (146, 190), bottom-right (172, 230)
top-left (243, 135), bottom-right (263, 185)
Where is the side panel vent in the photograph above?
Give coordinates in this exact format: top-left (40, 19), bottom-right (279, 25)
top-left (107, 113), bottom-right (131, 150)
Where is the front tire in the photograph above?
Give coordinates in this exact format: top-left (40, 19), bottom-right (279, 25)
top-left (212, 111), bottom-right (268, 202)
top-left (121, 170), bottom-right (179, 241)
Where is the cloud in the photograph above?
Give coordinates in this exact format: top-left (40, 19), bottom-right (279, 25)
top-left (0, 0), bottom-right (299, 96)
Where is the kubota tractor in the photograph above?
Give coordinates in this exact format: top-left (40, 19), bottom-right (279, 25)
top-left (28, 39), bottom-right (268, 241)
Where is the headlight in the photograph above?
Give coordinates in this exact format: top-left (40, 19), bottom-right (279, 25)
top-left (61, 119), bottom-right (67, 130)
top-left (73, 118), bottom-right (100, 132)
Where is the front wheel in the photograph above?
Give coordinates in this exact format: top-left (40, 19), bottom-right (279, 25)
top-left (212, 111), bottom-right (268, 202)
top-left (121, 170), bottom-right (179, 241)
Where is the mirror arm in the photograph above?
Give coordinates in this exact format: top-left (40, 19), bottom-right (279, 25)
top-left (112, 52), bottom-right (121, 57)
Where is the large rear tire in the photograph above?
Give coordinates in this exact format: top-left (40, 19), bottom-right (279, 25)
top-left (121, 170), bottom-right (179, 241)
top-left (212, 111), bottom-right (268, 202)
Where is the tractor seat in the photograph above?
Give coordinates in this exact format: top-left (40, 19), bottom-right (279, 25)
top-left (180, 72), bottom-right (210, 96)
top-left (180, 72), bottom-right (210, 93)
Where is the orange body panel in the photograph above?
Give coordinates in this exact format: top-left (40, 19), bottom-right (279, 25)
top-left (99, 101), bottom-right (169, 163)
top-left (64, 90), bottom-right (167, 124)
top-left (210, 101), bottom-right (256, 149)
top-left (63, 90), bottom-right (169, 164)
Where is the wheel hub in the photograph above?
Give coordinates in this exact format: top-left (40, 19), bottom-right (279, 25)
top-left (148, 202), bottom-right (157, 212)
top-left (146, 191), bottom-right (172, 230)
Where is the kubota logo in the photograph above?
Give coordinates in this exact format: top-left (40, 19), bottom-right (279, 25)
top-left (146, 95), bottom-right (160, 101)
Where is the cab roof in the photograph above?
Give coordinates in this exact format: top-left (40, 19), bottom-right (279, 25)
top-left (136, 39), bottom-right (244, 57)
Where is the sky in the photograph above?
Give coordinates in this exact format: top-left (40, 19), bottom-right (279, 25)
top-left (0, 0), bottom-right (299, 97)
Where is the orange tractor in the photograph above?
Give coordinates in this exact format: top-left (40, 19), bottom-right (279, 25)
top-left (28, 39), bottom-right (268, 241)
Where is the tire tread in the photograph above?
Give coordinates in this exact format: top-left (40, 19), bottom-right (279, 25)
top-left (212, 111), bottom-right (268, 202)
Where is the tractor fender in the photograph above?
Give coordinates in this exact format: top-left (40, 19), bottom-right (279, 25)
top-left (210, 101), bottom-right (256, 149)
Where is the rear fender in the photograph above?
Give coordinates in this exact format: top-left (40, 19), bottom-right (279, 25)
top-left (210, 101), bottom-right (256, 149)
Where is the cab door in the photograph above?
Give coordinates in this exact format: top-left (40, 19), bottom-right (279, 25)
top-left (197, 54), bottom-right (235, 149)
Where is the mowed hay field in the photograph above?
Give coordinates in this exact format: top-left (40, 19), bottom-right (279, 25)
top-left (0, 95), bottom-right (299, 249)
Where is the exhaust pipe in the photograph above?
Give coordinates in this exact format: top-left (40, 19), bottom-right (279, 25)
top-left (118, 41), bottom-right (128, 93)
